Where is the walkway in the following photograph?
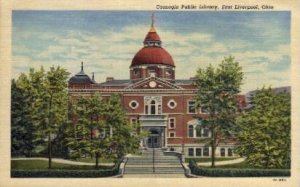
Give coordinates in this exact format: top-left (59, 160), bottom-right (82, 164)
top-left (11, 157), bottom-right (114, 166)
top-left (197, 157), bottom-right (245, 166)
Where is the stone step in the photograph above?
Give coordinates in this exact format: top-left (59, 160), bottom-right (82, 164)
top-left (124, 167), bottom-right (184, 171)
top-left (124, 149), bottom-right (184, 174)
top-left (128, 157), bottom-right (179, 160)
top-left (126, 160), bottom-right (180, 164)
top-left (124, 169), bottom-right (184, 174)
top-left (126, 165), bottom-right (182, 169)
top-left (126, 163), bottom-right (182, 166)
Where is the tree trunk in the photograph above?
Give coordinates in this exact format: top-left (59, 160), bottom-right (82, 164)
top-left (95, 152), bottom-right (99, 169)
top-left (48, 133), bottom-right (52, 169)
top-left (211, 126), bottom-right (216, 168)
top-left (48, 95), bottom-right (53, 169)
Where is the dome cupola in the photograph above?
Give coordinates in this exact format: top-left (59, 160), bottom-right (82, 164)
top-left (130, 14), bottom-right (175, 82)
top-left (69, 62), bottom-right (94, 85)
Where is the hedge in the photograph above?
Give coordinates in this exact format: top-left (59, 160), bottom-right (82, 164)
top-left (11, 161), bottom-right (121, 178)
top-left (189, 159), bottom-right (290, 177)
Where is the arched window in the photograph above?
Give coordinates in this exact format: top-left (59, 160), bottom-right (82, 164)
top-left (144, 96), bottom-right (162, 115)
top-left (150, 100), bottom-right (156, 114)
top-left (228, 148), bottom-right (233, 157)
top-left (188, 125), bottom-right (194, 137)
top-left (203, 128), bottom-right (210, 137)
top-left (220, 148), bottom-right (225, 157)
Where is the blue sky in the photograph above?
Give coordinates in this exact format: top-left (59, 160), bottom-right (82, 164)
top-left (12, 11), bottom-right (290, 93)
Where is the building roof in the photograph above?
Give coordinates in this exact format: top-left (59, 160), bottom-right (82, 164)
top-left (68, 62), bottom-right (95, 84)
top-left (144, 30), bottom-right (160, 41)
top-left (130, 16), bottom-right (175, 68)
top-left (98, 79), bottom-right (194, 87)
top-left (174, 79), bottom-right (194, 85)
top-left (131, 47), bottom-right (175, 67)
top-left (97, 79), bottom-right (132, 86)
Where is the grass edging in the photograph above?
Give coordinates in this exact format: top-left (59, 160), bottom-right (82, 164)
top-left (189, 159), bottom-right (290, 177)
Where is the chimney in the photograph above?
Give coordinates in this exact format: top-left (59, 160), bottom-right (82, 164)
top-left (106, 77), bottom-right (114, 82)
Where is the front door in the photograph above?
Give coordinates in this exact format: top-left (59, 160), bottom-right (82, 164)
top-left (148, 135), bottom-right (160, 148)
top-left (147, 129), bottom-right (161, 148)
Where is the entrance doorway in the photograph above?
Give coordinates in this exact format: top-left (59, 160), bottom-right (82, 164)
top-left (147, 129), bottom-right (161, 148)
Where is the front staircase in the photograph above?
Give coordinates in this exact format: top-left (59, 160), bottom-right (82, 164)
top-left (124, 148), bottom-right (185, 175)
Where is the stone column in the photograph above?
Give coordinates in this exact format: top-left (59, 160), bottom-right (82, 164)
top-left (164, 126), bottom-right (167, 148)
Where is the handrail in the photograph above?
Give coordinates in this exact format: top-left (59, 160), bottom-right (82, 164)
top-left (152, 148), bottom-right (155, 173)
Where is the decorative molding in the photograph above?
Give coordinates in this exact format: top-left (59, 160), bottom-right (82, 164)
top-left (129, 100), bottom-right (139, 109)
top-left (144, 95), bottom-right (162, 105)
top-left (167, 99), bottom-right (177, 109)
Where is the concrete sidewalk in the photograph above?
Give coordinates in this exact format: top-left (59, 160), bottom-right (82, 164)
top-left (197, 157), bottom-right (245, 166)
top-left (11, 157), bottom-right (114, 166)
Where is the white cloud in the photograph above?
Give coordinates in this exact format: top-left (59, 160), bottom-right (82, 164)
top-left (12, 24), bottom-right (290, 93)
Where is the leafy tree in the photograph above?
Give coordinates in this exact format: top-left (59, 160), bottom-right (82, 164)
top-left (66, 93), bottom-right (111, 169)
top-left (40, 67), bottom-right (70, 169)
top-left (66, 93), bottom-right (145, 168)
top-left (105, 94), bottom-right (144, 160)
top-left (235, 88), bottom-right (290, 169)
top-left (11, 66), bottom-right (70, 169)
top-left (194, 56), bottom-right (243, 167)
top-left (11, 68), bottom-right (48, 157)
top-left (11, 78), bottom-right (35, 157)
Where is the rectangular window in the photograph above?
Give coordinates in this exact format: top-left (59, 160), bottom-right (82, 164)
top-left (220, 148), bottom-right (225, 157)
top-left (228, 148), bottom-right (233, 157)
top-left (196, 126), bottom-right (201, 137)
top-left (158, 105), bottom-right (162, 114)
top-left (169, 132), bottom-right (175, 138)
top-left (131, 118), bottom-right (137, 124)
top-left (188, 100), bottom-right (196, 114)
top-left (188, 148), bottom-right (194, 157)
top-left (196, 148), bottom-right (202, 156)
top-left (203, 128), bottom-right (210, 137)
top-left (188, 125), bottom-right (194, 137)
top-left (169, 118), bottom-right (176, 129)
top-left (145, 105), bottom-right (148, 114)
top-left (200, 107), bottom-right (209, 114)
top-left (203, 147), bottom-right (209, 156)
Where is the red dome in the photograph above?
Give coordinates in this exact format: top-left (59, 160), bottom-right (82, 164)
top-left (131, 47), bottom-right (175, 67)
top-left (145, 32), bottom-right (160, 41)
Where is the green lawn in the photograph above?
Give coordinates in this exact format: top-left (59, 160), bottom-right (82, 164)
top-left (199, 161), bottom-right (253, 168)
top-left (70, 157), bottom-right (114, 163)
top-left (11, 160), bottom-right (113, 170)
top-left (185, 157), bottom-right (239, 163)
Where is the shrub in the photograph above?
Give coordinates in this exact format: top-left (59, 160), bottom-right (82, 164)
top-left (189, 159), bottom-right (290, 177)
top-left (11, 160), bottom-right (121, 178)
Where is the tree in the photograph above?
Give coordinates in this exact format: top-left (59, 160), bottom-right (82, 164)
top-left (66, 93), bottom-right (145, 168)
top-left (11, 78), bottom-right (35, 157)
top-left (40, 67), bottom-right (70, 169)
top-left (67, 93), bottom-right (111, 169)
top-left (11, 69), bottom-right (47, 157)
top-left (105, 94), bottom-right (143, 160)
top-left (194, 56), bottom-right (243, 167)
top-left (235, 88), bottom-right (290, 169)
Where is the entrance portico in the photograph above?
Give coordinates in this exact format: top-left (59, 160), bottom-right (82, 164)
top-left (139, 114), bottom-right (167, 148)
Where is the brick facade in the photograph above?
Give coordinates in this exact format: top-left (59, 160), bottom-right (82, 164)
top-left (68, 21), bottom-right (242, 158)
